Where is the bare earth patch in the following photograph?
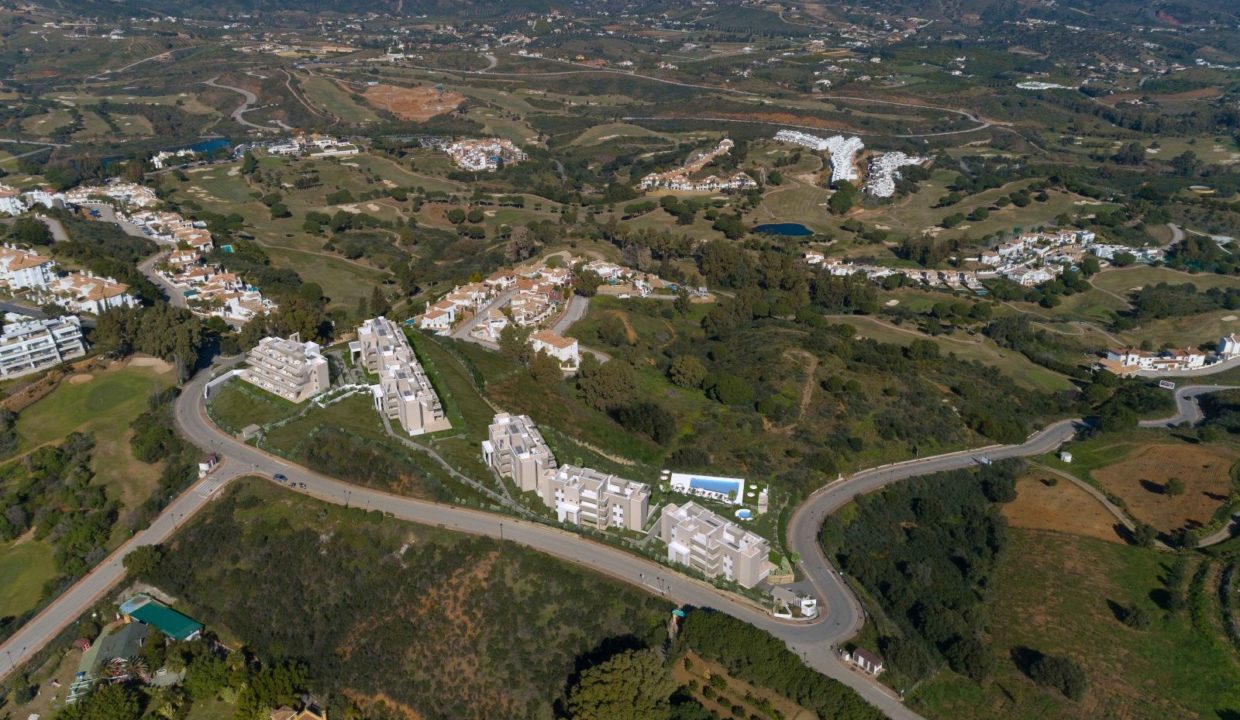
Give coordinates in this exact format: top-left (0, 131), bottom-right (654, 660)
top-left (362, 83), bottom-right (464, 121)
top-left (67, 373), bottom-right (94, 385)
top-left (1003, 475), bottom-right (1125, 543)
top-left (1093, 443), bottom-right (1236, 532)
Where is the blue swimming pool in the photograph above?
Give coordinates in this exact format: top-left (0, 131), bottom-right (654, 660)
top-left (753, 222), bottom-right (813, 237)
top-left (735, 509), bottom-right (753, 520)
top-left (690, 477), bottom-right (741, 496)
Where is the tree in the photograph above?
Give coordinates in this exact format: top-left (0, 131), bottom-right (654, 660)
top-left (668, 355), bottom-right (707, 389)
top-left (1164, 477), bottom-right (1185, 496)
top-left (577, 356), bottom-right (637, 412)
top-left (122, 544), bottom-right (163, 579)
top-left (1028, 653), bottom-right (1088, 700)
top-left (528, 351), bottom-right (563, 385)
top-left (241, 151), bottom-right (258, 175)
top-left (447, 208), bottom-right (466, 224)
top-left (9, 216), bottom-right (53, 246)
top-left (828, 181), bottom-right (857, 216)
top-left (706, 373), bottom-right (754, 406)
top-left (370, 286), bottom-right (391, 317)
top-left (498, 324), bottom-right (531, 363)
top-left (61, 683), bottom-right (143, 720)
top-left (566, 649), bottom-right (675, 720)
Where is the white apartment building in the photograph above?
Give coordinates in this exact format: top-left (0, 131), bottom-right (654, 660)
top-left (240, 334), bottom-right (331, 403)
top-left (0, 185), bottom-right (26, 216)
top-left (543, 464), bottom-right (651, 532)
top-left (0, 245), bottom-right (56, 290)
top-left (352, 316), bottom-right (450, 435)
top-left (482, 413), bottom-right (650, 531)
top-left (660, 501), bottom-right (771, 589)
top-left (42, 273), bottom-right (137, 314)
top-left (482, 412), bottom-right (557, 492)
top-left (0, 315), bottom-right (87, 378)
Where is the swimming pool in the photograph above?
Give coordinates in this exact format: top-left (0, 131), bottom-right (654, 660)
top-left (735, 508), bottom-right (753, 521)
top-left (669, 473), bottom-right (746, 504)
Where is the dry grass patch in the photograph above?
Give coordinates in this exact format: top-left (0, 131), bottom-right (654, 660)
top-left (1003, 475), bottom-right (1126, 543)
top-left (1093, 443), bottom-right (1236, 533)
top-left (362, 83), bottom-right (464, 121)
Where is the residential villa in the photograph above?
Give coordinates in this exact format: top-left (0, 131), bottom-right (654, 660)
top-left (1099, 347), bottom-right (1208, 375)
top-left (0, 244), bottom-right (56, 290)
top-left (528, 330), bottom-right (580, 371)
top-left (353, 316), bottom-right (450, 435)
top-left (0, 315), bottom-right (87, 378)
top-left (40, 272), bottom-right (137, 314)
top-left (241, 334), bottom-right (331, 403)
top-left (659, 501), bottom-right (771, 589)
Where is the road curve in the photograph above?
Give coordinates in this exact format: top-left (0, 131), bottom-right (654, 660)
top-left (1139, 384), bottom-right (1236, 428)
top-left (3, 363), bottom-right (1097, 718)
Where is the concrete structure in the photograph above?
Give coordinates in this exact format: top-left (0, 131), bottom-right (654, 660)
top-left (353, 316), bottom-right (450, 435)
top-left (842, 647), bottom-right (884, 675)
top-left (1220, 334), bottom-right (1240, 359)
top-left (241, 334), bottom-right (331, 403)
top-left (0, 315), bottom-right (87, 378)
top-left (482, 412), bottom-right (557, 492)
top-left (660, 501), bottom-right (770, 588)
top-left (543, 464), bottom-right (651, 532)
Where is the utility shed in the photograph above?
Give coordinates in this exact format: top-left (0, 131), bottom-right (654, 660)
top-left (118, 594), bottom-right (203, 641)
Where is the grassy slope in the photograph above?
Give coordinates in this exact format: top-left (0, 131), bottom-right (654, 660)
top-left (910, 529), bottom-right (1240, 720)
top-left (0, 539), bottom-right (56, 618)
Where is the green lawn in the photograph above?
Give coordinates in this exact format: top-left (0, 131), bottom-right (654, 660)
top-left (0, 539), bottom-right (56, 618)
top-left (14, 362), bottom-right (177, 514)
top-left (1092, 266), bottom-right (1240, 295)
top-left (910, 529), bottom-right (1240, 720)
top-left (207, 379), bottom-right (302, 434)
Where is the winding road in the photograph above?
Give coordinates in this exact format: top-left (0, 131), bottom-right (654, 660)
top-left (2, 365), bottom-right (1236, 717)
top-left (203, 77), bottom-right (277, 132)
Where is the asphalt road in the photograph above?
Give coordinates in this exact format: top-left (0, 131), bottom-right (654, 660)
top-left (1138, 384), bottom-right (1235, 428)
top-left (25, 371), bottom-right (1233, 716)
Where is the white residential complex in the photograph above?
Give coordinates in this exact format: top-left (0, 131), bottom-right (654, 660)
top-left (482, 413), bottom-right (651, 532)
top-left (528, 330), bottom-right (580, 372)
top-left (773, 130), bottom-right (864, 185)
top-left (639, 138), bottom-right (758, 192)
top-left (241, 335), bottom-right (331, 403)
top-left (443, 138), bottom-right (527, 172)
top-left (39, 272), bottom-right (137, 315)
top-left (352, 316), bottom-right (450, 435)
top-left (0, 316), bottom-right (87, 378)
top-left (864, 152), bottom-right (925, 198)
top-left (660, 501), bottom-right (771, 589)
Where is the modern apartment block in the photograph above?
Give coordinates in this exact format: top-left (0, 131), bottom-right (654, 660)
top-left (352, 316), bottom-right (450, 435)
top-left (482, 412), bottom-right (557, 492)
top-left (241, 334), bottom-right (330, 403)
top-left (482, 413), bottom-right (651, 532)
top-left (543, 464), bottom-right (650, 532)
top-left (0, 315), bottom-right (87, 378)
top-left (660, 501), bottom-right (771, 589)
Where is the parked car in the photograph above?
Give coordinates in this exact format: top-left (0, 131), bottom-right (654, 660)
top-left (274, 473), bottom-right (288, 483)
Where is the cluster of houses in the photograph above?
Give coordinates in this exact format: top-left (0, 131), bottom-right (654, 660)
top-left (773, 130), bottom-right (864, 185)
top-left (0, 183), bottom-right (67, 216)
top-left (482, 413), bottom-right (772, 588)
top-left (976, 229), bottom-right (1098, 286)
top-left (440, 137), bottom-right (527, 172)
top-left (94, 189), bottom-right (278, 325)
top-left (1099, 334), bottom-right (1240, 375)
top-left (416, 261), bottom-right (581, 372)
top-left (863, 151), bottom-right (925, 198)
top-left (0, 240), bottom-right (136, 313)
top-left (265, 134), bottom-right (360, 158)
top-left (638, 138), bottom-right (758, 193)
top-left (351, 316), bottom-right (451, 435)
top-left (0, 314), bottom-right (87, 379)
top-left (803, 251), bottom-right (988, 291)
